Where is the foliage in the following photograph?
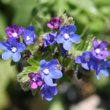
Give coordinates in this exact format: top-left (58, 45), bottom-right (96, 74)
top-left (0, 0), bottom-right (110, 109)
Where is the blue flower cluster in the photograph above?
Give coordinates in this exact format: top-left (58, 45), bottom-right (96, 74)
top-left (1, 16), bottom-right (110, 102)
top-left (0, 25), bottom-right (36, 62)
top-left (75, 39), bottom-right (110, 79)
top-left (28, 59), bottom-right (62, 101)
top-left (43, 18), bottom-right (80, 51)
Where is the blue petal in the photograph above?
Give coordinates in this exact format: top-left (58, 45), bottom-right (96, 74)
top-left (82, 63), bottom-right (89, 70)
top-left (100, 69), bottom-right (109, 77)
top-left (102, 61), bottom-right (110, 67)
top-left (47, 59), bottom-right (58, 68)
top-left (63, 40), bottom-right (72, 50)
top-left (70, 34), bottom-right (80, 43)
top-left (99, 41), bottom-right (108, 49)
top-left (12, 52), bottom-right (21, 62)
top-left (50, 68), bottom-right (62, 79)
top-left (92, 39), bottom-right (98, 48)
top-left (41, 85), bottom-right (53, 101)
top-left (41, 72), bottom-right (45, 79)
top-left (60, 25), bottom-right (67, 33)
top-left (96, 65), bottom-right (100, 80)
top-left (45, 96), bottom-right (53, 101)
top-left (50, 32), bottom-right (57, 37)
top-left (49, 86), bottom-right (58, 95)
top-left (18, 43), bottom-right (26, 52)
top-left (0, 42), bottom-right (8, 50)
top-left (7, 38), bottom-right (17, 46)
top-left (2, 51), bottom-right (12, 60)
top-left (66, 25), bottom-right (77, 33)
top-left (96, 74), bottom-right (100, 80)
top-left (83, 51), bottom-right (91, 57)
top-left (27, 26), bottom-right (35, 31)
top-left (52, 87), bottom-right (58, 95)
top-left (75, 56), bottom-right (82, 64)
top-left (44, 75), bottom-right (56, 86)
top-left (40, 60), bottom-right (47, 68)
top-left (56, 34), bottom-right (64, 43)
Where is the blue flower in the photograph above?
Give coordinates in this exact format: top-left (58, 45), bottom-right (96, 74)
top-left (40, 84), bottom-right (58, 101)
top-left (75, 51), bottom-right (110, 79)
top-left (43, 32), bottom-right (57, 47)
top-left (94, 60), bottom-right (110, 79)
top-left (22, 26), bottom-right (36, 45)
top-left (92, 39), bottom-right (110, 60)
top-left (56, 25), bottom-right (80, 51)
top-left (40, 59), bottom-right (62, 86)
top-left (0, 38), bottom-right (25, 62)
top-left (75, 52), bottom-right (93, 70)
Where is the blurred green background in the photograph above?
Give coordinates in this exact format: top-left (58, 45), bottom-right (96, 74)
top-left (0, 0), bottom-right (110, 110)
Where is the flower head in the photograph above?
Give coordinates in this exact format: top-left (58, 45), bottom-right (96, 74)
top-left (22, 26), bottom-right (36, 45)
top-left (75, 52), bottom-right (93, 70)
top-left (92, 39), bottom-right (110, 60)
top-left (0, 38), bottom-right (25, 62)
top-left (75, 51), bottom-right (110, 79)
top-left (47, 17), bottom-right (62, 29)
top-left (40, 84), bottom-right (58, 101)
top-left (40, 59), bottom-right (62, 86)
top-left (6, 24), bottom-right (23, 39)
top-left (28, 73), bottom-right (43, 90)
top-left (94, 60), bottom-right (110, 79)
top-left (43, 32), bottom-right (57, 47)
top-left (56, 25), bottom-right (80, 51)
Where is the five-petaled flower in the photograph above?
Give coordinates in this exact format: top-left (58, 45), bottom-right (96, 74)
top-left (28, 73), bottom-right (43, 90)
top-left (22, 26), bottom-right (36, 45)
top-left (75, 51), bottom-right (110, 79)
top-left (40, 84), bottom-right (58, 101)
top-left (92, 39), bottom-right (110, 60)
top-left (6, 24), bottom-right (23, 39)
top-left (40, 59), bottom-right (62, 86)
top-left (47, 17), bottom-right (62, 29)
top-left (43, 32), bottom-right (57, 47)
top-left (0, 38), bottom-right (25, 62)
top-left (56, 25), bottom-right (80, 51)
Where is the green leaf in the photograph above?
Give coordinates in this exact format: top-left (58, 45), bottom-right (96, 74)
top-left (22, 66), bottom-right (39, 73)
top-left (27, 58), bottom-right (39, 66)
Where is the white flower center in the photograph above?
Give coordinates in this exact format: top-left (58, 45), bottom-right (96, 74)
top-left (11, 47), bottom-right (17, 52)
top-left (12, 32), bottom-right (17, 37)
top-left (64, 33), bottom-right (70, 39)
top-left (95, 48), bottom-right (100, 54)
top-left (43, 68), bottom-right (49, 75)
top-left (26, 36), bottom-right (31, 40)
top-left (32, 77), bottom-right (36, 81)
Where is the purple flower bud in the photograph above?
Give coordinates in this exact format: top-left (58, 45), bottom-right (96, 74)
top-left (23, 50), bottom-right (32, 60)
top-left (28, 73), bottom-right (43, 90)
top-left (6, 24), bottom-right (23, 39)
top-left (47, 17), bottom-right (62, 29)
top-left (92, 39), bottom-right (110, 60)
